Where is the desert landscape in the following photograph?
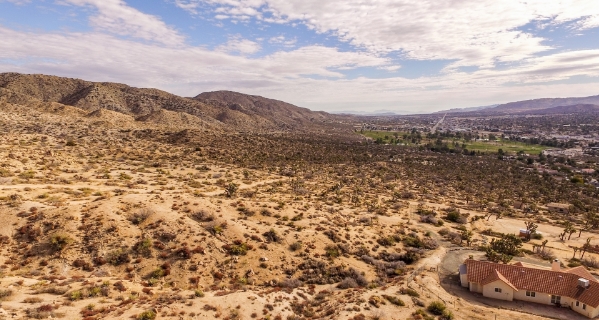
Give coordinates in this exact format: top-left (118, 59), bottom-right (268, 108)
top-left (0, 73), bottom-right (598, 320)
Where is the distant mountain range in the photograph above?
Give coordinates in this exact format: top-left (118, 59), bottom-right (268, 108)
top-left (434, 104), bottom-right (498, 114)
top-left (438, 95), bottom-right (599, 115)
top-left (0, 73), bottom-right (347, 133)
top-left (527, 104), bottom-right (599, 115)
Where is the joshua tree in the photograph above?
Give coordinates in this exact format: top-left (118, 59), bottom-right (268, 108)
top-left (567, 227), bottom-right (577, 240)
top-left (580, 238), bottom-right (593, 259)
top-left (524, 221), bottom-right (537, 241)
top-left (460, 229), bottom-right (473, 246)
top-left (225, 182), bottom-right (239, 198)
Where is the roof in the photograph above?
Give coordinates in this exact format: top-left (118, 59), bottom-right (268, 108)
top-left (481, 269), bottom-right (518, 291)
top-left (464, 259), bottom-right (599, 307)
top-left (565, 266), bottom-right (596, 281)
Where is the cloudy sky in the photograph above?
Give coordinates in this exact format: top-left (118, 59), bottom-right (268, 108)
top-left (1, 0), bottom-right (599, 113)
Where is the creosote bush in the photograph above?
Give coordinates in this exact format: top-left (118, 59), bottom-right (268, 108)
top-left (427, 301), bottom-right (446, 315)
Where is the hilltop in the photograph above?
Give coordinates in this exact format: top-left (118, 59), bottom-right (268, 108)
top-left (0, 73), bottom-right (348, 133)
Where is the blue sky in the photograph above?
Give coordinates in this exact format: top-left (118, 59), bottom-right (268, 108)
top-left (1, 0), bottom-right (599, 113)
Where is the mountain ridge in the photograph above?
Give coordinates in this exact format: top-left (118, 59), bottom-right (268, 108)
top-left (0, 73), bottom-right (347, 133)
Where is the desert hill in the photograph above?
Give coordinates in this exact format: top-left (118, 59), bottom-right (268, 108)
top-left (0, 73), bottom-right (346, 133)
top-left (527, 103), bottom-right (599, 115)
top-left (488, 94), bottom-right (599, 113)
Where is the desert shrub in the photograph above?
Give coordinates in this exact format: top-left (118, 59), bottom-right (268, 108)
top-left (427, 301), bottom-right (446, 315)
top-left (224, 242), bottom-right (250, 256)
top-left (279, 278), bottom-right (303, 288)
top-left (348, 268), bottom-right (369, 286)
top-left (400, 287), bottom-right (420, 297)
top-left (419, 215), bottom-right (439, 225)
top-left (50, 233), bottom-right (73, 251)
top-left (324, 244), bottom-right (341, 258)
top-left (337, 277), bottom-right (359, 289)
top-left (137, 310), bottom-right (156, 320)
top-left (377, 236), bottom-right (396, 247)
top-left (582, 256), bottom-right (599, 268)
top-left (106, 249), bottom-right (131, 265)
top-left (439, 310), bottom-right (455, 320)
top-left (205, 221), bottom-right (227, 235)
top-left (129, 208), bottom-right (154, 225)
top-left (324, 230), bottom-right (341, 242)
top-left (536, 248), bottom-right (556, 261)
top-left (403, 235), bottom-right (424, 248)
top-left (289, 241), bottom-right (302, 251)
top-left (382, 295), bottom-right (405, 306)
top-left (134, 238), bottom-right (153, 257)
top-left (263, 229), bottom-right (282, 243)
top-left (35, 286), bottom-right (68, 295)
top-left (445, 208), bottom-right (468, 224)
top-left (0, 289), bottom-right (13, 300)
top-left (0, 168), bottom-right (12, 177)
top-left (69, 290), bottom-right (83, 301)
top-left (189, 210), bottom-right (214, 222)
top-left (23, 297), bottom-right (43, 303)
top-left (174, 247), bottom-right (192, 259)
top-left (194, 290), bottom-right (205, 298)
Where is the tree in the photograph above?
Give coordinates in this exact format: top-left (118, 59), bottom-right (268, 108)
top-left (580, 238), bottom-right (593, 259)
top-left (567, 227), bottom-right (577, 240)
top-left (225, 182), bottom-right (239, 198)
top-left (580, 211), bottom-right (598, 237)
top-left (559, 222), bottom-right (574, 241)
top-left (524, 221), bottom-right (537, 241)
top-left (489, 234), bottom-right (522, 257)
top-left (572, 247), bottom-right (579, 259)
top-left (460, 229), bottom-right (473, 246)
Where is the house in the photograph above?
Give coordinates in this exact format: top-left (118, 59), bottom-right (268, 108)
top-left (547, 203), bottom-right (570, 214)
top-left (459, 259), bottom-right (599, 318)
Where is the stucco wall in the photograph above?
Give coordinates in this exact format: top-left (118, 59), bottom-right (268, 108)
top-left (513, 290), bottom-right (552, 305)
top-left (569, 298), bottom-right (599, 318)
top-left (482, 280), bottom-right (514, 301)
top-left (460, 273), bottom-right (468, 288)
top-left (469, 282), bottom-right (483, 293)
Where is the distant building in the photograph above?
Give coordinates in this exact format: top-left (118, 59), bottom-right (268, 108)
top-left (459, 259), bottom-right (599, 318)
top-left (547, 203), bottom-right (570, 214)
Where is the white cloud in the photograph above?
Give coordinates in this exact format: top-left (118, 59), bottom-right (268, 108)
top-left (1, 23), bottom-right (598, 113)
top-left (62, 0), bottom-right (185, 46)
top-left (1, 0), bottom-right (31, 4)
top-left (217, 37), bottom-right (261, 55)
top-left (189, 0), bottom-right (599, 70)
top-left (269, 35), bottom-right (296, 48)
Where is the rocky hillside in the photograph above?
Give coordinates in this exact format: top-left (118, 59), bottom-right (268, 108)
top-left (195, 91), bottom-right (332, 131)
top-left (0, 73), bottom-right (348, 133)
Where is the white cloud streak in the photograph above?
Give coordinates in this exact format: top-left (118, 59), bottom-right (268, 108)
top-left (185, 0), bottom-right (599, 70)
top-left (62, 0), bottom-right (185, 46)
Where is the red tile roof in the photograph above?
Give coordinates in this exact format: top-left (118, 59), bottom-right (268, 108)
top-left (465, 259), bottom-right (599, 307)
top-left (481, 269), bottom-right (518, 291)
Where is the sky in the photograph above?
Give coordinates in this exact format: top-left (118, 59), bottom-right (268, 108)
top-left (1, 0), bottom-right (599, 113)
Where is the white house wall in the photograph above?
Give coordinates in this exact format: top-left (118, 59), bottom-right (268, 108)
top-left (482, 280), bottom-right (514, 301)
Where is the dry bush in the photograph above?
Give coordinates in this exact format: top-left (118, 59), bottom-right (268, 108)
top-left (129, 208), bottom-right (155, 225)
top-left (581, 256), bottom-right (599, 269)
top-left (189, 210), bottom-right (214, 222)
top-left (278, 278), bottom-right (303, 288)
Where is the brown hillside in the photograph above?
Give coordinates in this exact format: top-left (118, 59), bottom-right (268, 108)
top-left (0, 73), bottom-right (349, 133)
